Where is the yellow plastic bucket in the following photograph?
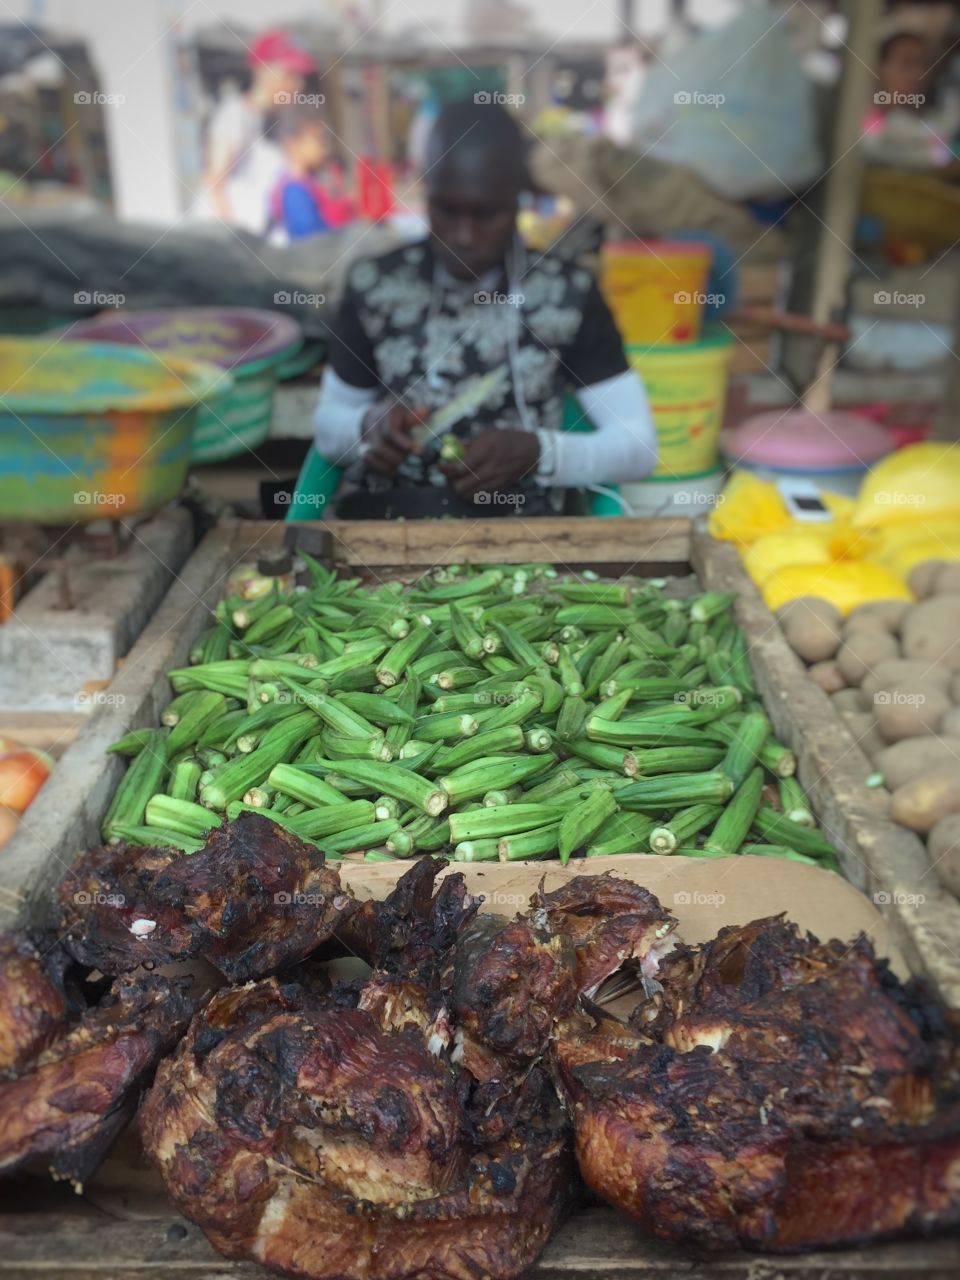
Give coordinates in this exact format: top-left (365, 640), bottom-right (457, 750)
top-left (601, 240), bottom-right (712, 345)
top-left (628, 330), bottom-right (733, 479)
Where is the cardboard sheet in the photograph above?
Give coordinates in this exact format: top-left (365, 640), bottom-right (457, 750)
top-left (340, 853), bottom-right (907, 973)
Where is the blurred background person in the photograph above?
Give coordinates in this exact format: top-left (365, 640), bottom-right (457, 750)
top-left (269, 108), bottom-right (356, 243)
top-left (862, 26), bottom-right (960, 168)
top-left (198, 28), bottom-right (316, 233)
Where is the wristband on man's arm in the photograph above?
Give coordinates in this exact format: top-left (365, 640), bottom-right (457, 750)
top-left (534, 428), bottom-right (556, 480)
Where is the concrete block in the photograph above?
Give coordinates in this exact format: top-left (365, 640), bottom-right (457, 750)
top-left (0, 508), bottom-right (193, 713)
top-left (0, 521), bottom-right (244, 929)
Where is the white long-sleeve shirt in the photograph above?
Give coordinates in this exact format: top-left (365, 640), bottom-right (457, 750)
top-left (313, 366), bottom-right (658, 488)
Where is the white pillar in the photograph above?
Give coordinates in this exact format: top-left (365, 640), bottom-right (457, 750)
top-left (83, 0), bottom-right (183, 222)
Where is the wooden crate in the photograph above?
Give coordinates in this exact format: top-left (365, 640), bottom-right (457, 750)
top-left (2, 515), bottom-right (957, 1279)
top-left (0, 517), bottom-right (689, 928)
top-left (2, 1194), bottom-right (958, 1279)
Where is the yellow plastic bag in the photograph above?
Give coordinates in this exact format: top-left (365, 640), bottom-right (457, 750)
top-left (709, 472), bottom-right (792, 546)
top-left (710, 470), bottom-right (857, 546)
top-left (761, 560), bottom-right (912, 616)
top-left (869, 519), bottom-right (960, 577)
top-left (742, 529), bottom-right (833, 585)
top-left (877, 535), bottom-right (960, 580)
top-left (853, 444), bottom-right (960, 528)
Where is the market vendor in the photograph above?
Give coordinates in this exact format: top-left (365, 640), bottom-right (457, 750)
top-left (313, 99), bottom-right (657, 518)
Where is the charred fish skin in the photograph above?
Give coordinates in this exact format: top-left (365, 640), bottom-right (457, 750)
top-left (141, 975), bottom-right (576, 1280)
top-left (340, 855), bottom-right (479, 979)
top-left (0, 930), bottom-right (79, 1077)
top-left (141, 860), bottom-right (582, 1280)
top-left (0, 972), bottom-right (199, 1187)
top-left (447, 875), bottom-right (677, 1082)
top-left (557, 917), bottom-right (960, 1253)
top-left (530, 874), bottom-right (678, 999)
top-left (57, 813), bottom-right (358, 982)
top-left (449, 914), bottom-right (578, 1079)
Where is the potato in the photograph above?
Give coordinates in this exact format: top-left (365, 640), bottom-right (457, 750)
top-left (901, 595), bottom-right (960, 672)
top-left (863, 659), bottom-right (951, 696)
top-left (936, 852), bottom-right (960, 898)
top-left (839, 711), bottom-right (887, 764)
top-left (874, 736), bottom-right (960, 790)
top-left (836, 631), bottom-right (899, 687)
top-left (845, 599), bottom-right (912, 635)
top-left (929, 814), bottom-right (960, 897)
top-left (809, 660), bottom-right (847, 694)
top-left (907, 559), bottom-right (946, 600)
top-left (932, 563), bottom-right (960, 596)
top-left (942, 707), bottom-right (960, 736)
top-left (832, 688), bottom-right (867, 713)
top-left (891, 764), bottom-right (960, 834)
top-left (873, 682), bottom-right (950, 741)
top-left (778, 596), bottom-right (842, 663)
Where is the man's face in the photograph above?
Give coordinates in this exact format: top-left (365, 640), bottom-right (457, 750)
top-left (427, 189), bottom-right (518, 281)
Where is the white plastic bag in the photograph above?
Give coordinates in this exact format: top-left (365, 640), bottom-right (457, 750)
top-left (631, 3), bottom-right (821, 200)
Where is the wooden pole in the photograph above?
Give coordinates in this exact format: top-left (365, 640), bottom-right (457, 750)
top-left (802, 0), bottom-right (883, 414)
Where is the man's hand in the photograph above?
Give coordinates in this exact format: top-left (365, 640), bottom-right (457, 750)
top-left (439, 429), bottom-right (539, 498)
top-left (361, 401), bottom-right (426, 477)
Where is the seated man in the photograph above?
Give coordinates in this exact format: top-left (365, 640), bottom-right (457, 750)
top-left (314, 99), bottom-right (657, 518)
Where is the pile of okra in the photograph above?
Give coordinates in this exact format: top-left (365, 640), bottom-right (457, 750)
top-left (103, 558), bottom-right (839, 870)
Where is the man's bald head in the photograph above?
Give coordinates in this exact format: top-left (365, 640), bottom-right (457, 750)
top-left (424, 99), bottom-right (529, 280)
top-left (425, 99), bottom-right (530, 200)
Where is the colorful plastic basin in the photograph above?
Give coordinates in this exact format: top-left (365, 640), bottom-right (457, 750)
top-left (66, 308), bottom-right (303, 463)
top-left (0, 337), bottom-right (226, 522)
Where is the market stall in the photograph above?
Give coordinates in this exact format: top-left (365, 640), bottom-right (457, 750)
top-left (2, 516), bottom-right (958, 1278)
top-left (2, 2), bottom-right (960, 1275)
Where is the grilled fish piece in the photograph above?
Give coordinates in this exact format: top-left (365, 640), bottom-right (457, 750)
top-left (531, 874), bottom-right (677, 998)
top-left (558, 918), bottom-right (960, 1252)
top-left (0, 973), bottom-right (198, 1187)
top-left (449, 913), bottom-right (577, 1081)
top-left (142, 973), bottom-right (575, 1280)
top-left (0, 931), bottom-right (78, 1076)
top-left (629, 914), bottom-right (845, 1038)
top-left (447, 875), bottom-right (676, 1082)
top-left (340, 856), bottom-right (479, 978)
top-left (57, 813), bottom-right (357, 982)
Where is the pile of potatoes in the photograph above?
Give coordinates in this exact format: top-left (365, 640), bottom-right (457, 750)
top-left (777, 559), bottom-right (960, 900)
